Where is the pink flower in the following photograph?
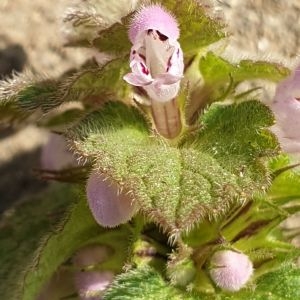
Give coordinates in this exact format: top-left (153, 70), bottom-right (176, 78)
top-left (73, 245), bottom-right (114, 299)
top-left (209, 250), bottom-right (253, 292)
top-left (270, 65), bottom-right (300, 153)
top-left (123, 5), bottom-right (184, 102)
top-left (74, 271), bottom-right (114, 300)
top-left (86, 171), bottom-right (137, 227)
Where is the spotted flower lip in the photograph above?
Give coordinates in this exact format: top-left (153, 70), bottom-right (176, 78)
top-left (123, 5), bottom-right (184, 103)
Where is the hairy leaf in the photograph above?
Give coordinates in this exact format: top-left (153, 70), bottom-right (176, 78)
top-left (60, 57), bottom-right (130, 104)
top-left (64, 0), bottom-right (137, 50)
top-left (0, 184), bottom-right (73, 300)
top-left (268, 166), bottom-right (300, 206)
top-left (0, 72), bottom-right (64, 115)
top-left (103, 267), bottom-right (183, 300)
top-left (69, 100), bottom-right (277, 235)
top-left (21, 190), bottom-right (131, 300)
top-left (164, 0), bottom-right (226, 54)
top-left (199, 52), bottom-right (290, 85)
top-left (93, 21), bottom-right (131, 55)
top-left (221, 264), bottom-right (300, 300)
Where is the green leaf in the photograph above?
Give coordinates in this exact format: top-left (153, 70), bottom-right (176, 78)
top-left (103, 267), bottom-right (183, 300)
top-left (200, 52), bottom-right (290, 85)
top-left (93, 21), bottom-right (131, 55)
top-left (69, 100), bottom-right (277, 235)
top-left (21, 189), bottom-right (131, 300)
top-left (37, 107), bottom-right (86, 130)
top-left (0, 183), bottom-right (73, 300)
top-left (104, 265), bottom-right (300, 300)
top-left (0, 72), bottom-right (66, 115)
top-left (268, 167), bottom-right (300, 206)
top-left (187, 53), bottom-right (290, 125)
top-left (64, 0), bottom-right (135, 54)
top-left (0, 101), bottom-right (30, 124)
top-left (194, 100), bottom-right (278, 185)
top-left (17, 80), bottom-right (59, 112)
top-left (60, 57), bottom-right (130, 103)
top-left (164, 0), bottom-right (226, 54)
top-left (221, 264), bottom-right (300, 300)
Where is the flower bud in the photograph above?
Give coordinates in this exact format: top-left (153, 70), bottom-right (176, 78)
top-left (73, 245), bottom-right (114, 299)
top-left (209, 250), bottom-right (253, 291)
top-left (123, 5), bottom-right (184, 139)
top-left (86, 171), bottom-right (137, 227)
top-left (73, 245), bottom-right (110, 269)
top-left (74, 270), bottom-right (114, 300)
top-left (41, 133), bottom-right (78, 170)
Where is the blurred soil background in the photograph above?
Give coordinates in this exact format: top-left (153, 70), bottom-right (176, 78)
top-left (0, 0), bottom-right (299, 218)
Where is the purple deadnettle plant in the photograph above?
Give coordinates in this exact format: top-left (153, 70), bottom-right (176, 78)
top-left (0, 1), bottom-right (299, 299)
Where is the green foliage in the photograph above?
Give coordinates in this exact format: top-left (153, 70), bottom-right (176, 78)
top-left (0, 58), bottom-right (130, 126)
top-left (221, 264), bottom-right (300, 300)
top-left (195, 100), bottom-right (278, 184)
top-left (60, 57), bottom-right (130, 103)
top-left (17, 80), bottom-right (59, 112)
top-left (103, 264), bottom-right (300, 300)
top-left (0, 1), bottom-right (298, 299)
top-left (93, 21), bottom-right (131, 55)
top-left (164, 0), bottom-right (226, 54)
top-left (186, 52), bottom-right (290, 124)
top-left (21, 189), bottom-right (131, 300)
top-left (69, 100), bottom-right (277, 234)
top-left (200, 52), bottom-right (290, 85)
top-left (103, 267), bottom-right (183, 300)
top-left (0, 183), bottom-right (73, 300)
top-left (268, 164), bottom-right (300, 207)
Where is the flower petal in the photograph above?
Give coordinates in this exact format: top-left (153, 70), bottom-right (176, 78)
top-left (167, 43), bottom-right (184, 76)
top-left (270, 64), bottom-right (300, 154)
top-left (123, 72), bottom-right (153, 86)
top-left (144, 80), bottom-right (181, 103)
top-left (129, 5), bottom-right (179, 44)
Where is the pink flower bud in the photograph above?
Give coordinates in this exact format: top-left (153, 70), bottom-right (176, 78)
top-left (74, 270), bottom-right (114, 300)
top-left (209, 250), bottom-right (253, 291)
top-left (73, 245), bottom-right (110, 268)
top-left (123, 5), bottom-right (184, 103)
top-left (41, 133), bottom-right (78, 170)
top-left (270, 65), bottom-right (300, 153)
top-left (86, 171), bottom-right (137, 227)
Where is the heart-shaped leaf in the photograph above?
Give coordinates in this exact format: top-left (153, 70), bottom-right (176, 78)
top-left (69, 100), bottom-right (277, 235)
